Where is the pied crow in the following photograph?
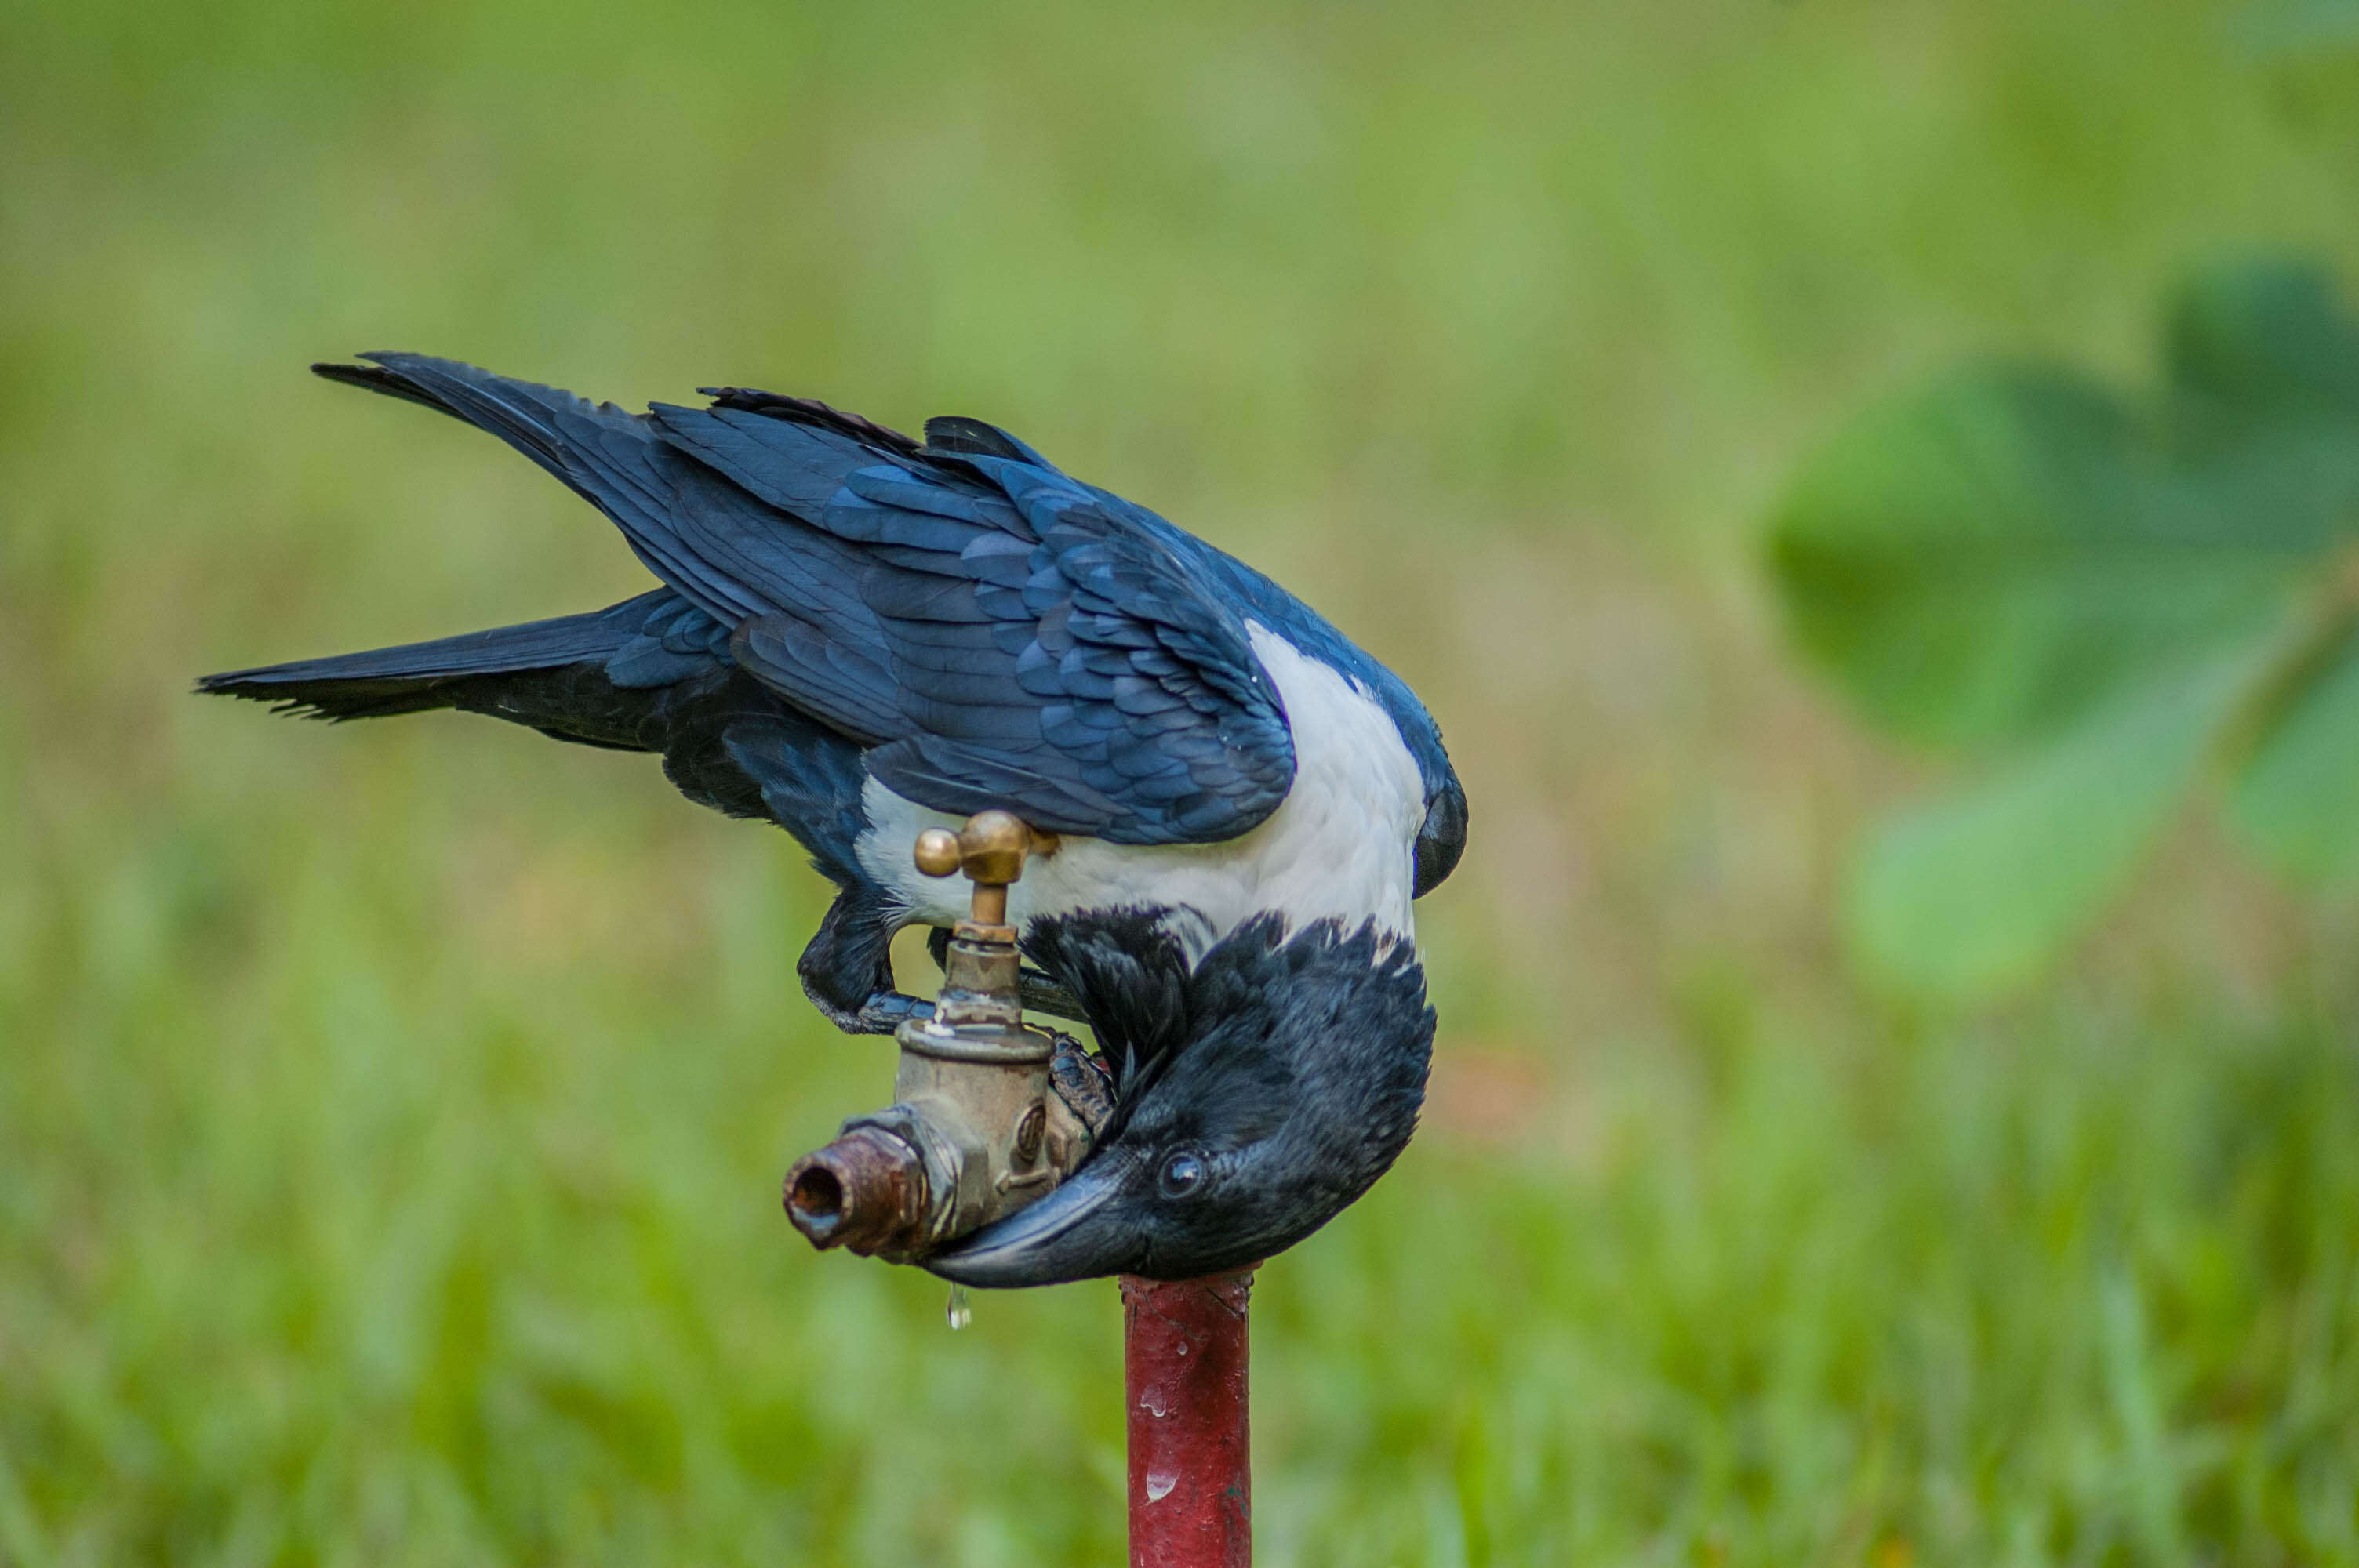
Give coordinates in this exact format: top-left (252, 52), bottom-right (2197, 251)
top-left (201, 354), bottom-right (1467, 1286)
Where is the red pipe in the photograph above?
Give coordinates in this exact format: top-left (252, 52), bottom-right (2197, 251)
top-left (1121, 1267), bottom-right (1256, 1567)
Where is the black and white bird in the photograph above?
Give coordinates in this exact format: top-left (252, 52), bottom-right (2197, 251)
top-left (202, 354), bottom-right (1467, 1286)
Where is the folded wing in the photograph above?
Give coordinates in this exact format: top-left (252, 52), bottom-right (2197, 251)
top-left (339, 354), bottom-right (1298, 846)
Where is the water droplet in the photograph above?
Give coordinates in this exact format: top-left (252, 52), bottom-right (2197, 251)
top-left (1145, 1469), bottom-right (1177, 1503)
top-left (946, 1284), bottom-right (972, 1331)
top-left (1139, 1388), bottom-right (1169, 1417)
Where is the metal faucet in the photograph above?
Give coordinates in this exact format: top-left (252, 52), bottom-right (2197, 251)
top-left (782, 811), bottom-right (1104, 1261)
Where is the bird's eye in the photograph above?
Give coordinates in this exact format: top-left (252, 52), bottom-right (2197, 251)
top-left (1158, 1152), bottom-right (1207, 1200)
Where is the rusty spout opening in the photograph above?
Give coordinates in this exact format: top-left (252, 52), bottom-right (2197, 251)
top-left (783, 1127), bottom-right (925, 1256)
top-left (786, 1166), bottom-right (847, 1237)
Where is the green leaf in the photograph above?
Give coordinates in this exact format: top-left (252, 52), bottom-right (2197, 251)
top-left (2230, 619), bottom-right (2359, 885)
top-left (2167, 259), bottom-right (2359, 422)
top-left (1772, 260), bottom-right (2359, 758)
top-left (2167, 260), bottom-right (2359, 553)
top-left (1774, 260), bottom-right (2359, 996)
top-left (1770, 369), bottom-right (2303, 751)
top-left (1848, 652), bottom-right (2261, 999)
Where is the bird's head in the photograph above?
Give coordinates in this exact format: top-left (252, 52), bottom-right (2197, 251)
top-left (925, 912), bottom-right (1434, 1288)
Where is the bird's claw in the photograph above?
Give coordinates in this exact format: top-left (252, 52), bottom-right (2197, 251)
top-left (1047, 1031), bottom-right (1116, 1141)
top-left (844, 989), bottom-right (934, 1035)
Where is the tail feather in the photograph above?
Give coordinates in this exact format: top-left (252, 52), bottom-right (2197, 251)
top-left (196, 592), bottom-right (671, 720)
top-left (318, 352), bottom-right (776, 626)
top-left (309, 361), bottom-right (469, 422)
top-left (320, 353), bottom-right (647, 503)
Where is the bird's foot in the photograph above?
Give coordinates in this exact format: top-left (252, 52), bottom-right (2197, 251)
top-left (827, 988), bottom-right (935, 1036)
top-left (1047, 1030), bottom-right (1117, 1141)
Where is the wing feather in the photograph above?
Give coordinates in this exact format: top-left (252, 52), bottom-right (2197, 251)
top-left (323, 358), bottom-right (1297, 845)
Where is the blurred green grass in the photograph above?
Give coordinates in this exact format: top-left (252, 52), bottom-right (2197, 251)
top-left (5, 0), bottom-right (2359, 1561)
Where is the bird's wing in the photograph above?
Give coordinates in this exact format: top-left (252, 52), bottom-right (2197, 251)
top-left (648, 398), bottom-right (1299, 846)
top-left (334, 355), bottom-right (1296, 847)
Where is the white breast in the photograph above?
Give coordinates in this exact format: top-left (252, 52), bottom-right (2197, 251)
top-left (854, 624), bottom-right (1427, 960)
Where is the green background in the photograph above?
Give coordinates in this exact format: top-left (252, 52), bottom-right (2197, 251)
top-left (5, 1), bottom-right (2358, 1561)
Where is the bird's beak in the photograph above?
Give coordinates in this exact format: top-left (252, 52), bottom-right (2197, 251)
top-left (923, 1160), bottom-right (1136, 1288)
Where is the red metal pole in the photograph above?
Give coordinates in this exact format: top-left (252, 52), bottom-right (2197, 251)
top-left (1121, 1268), bottom-right (1256, 1567)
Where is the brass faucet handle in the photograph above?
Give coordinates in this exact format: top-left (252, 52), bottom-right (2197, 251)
top-left (912, 811), bottom-right (1058, 927)
top-left (911, 827), bottom-right (965, 879)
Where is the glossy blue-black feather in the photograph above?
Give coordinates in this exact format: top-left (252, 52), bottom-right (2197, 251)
top-left (354, 354), bottom-right (1299, 846)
